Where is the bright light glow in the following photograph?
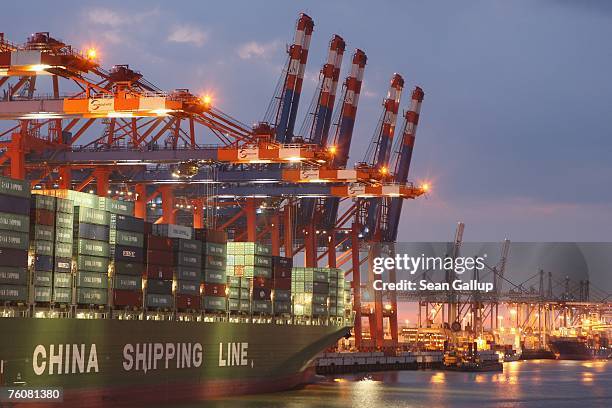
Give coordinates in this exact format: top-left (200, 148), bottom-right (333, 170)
top-left (328, 145), bottom-right (337, 155)
top-left (510, 308), bottom-right (517, 316)
top-left (27, 64), bottom-right (52, 72)
top-left (86, 48), bottom-right (97, 60)
top-left (286, 157), bottom-right (304, 162)
top-left (107, 112), bottom-right (134, 118)
top-left (151, 108), bottom-right (173, 116)
top-left (380, 167), bottom-right (388, 175)
top-left (384, 304), bottom-right (392, 311)
top-left (421, 182), bottom-right (431, 192)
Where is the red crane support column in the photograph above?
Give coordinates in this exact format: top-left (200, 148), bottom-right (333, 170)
top-left (93, 168), bottom-right (110, 197)
top-left (327, 234), bottom-right (336, 268)
top-left (58, 167), bottom-right (71, 190)
top-left (245, 198), bottom-right (257, 242)
top-left (283, 204), bottom-right (294, 258)
top-left (305, 224), bottom-right (317, 267)
top-left (192, 198), bottom-right (204, 229)
top-left (271, 214), bottom-right (281, 256)
top-left (351, 222), bottom-right (362, 350)
top-left (159, 186), bottom-right (176, 224)
top-left (134, 184), bottom-right (147, 219)
top-left (7, 133), bottom-right (25, 180)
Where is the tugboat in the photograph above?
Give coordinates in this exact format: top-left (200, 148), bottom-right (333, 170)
top-left (443, 342), bottom-right (503, 372)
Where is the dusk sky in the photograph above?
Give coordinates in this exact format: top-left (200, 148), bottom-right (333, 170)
top-left (3, 0), bottom-right (611, 242)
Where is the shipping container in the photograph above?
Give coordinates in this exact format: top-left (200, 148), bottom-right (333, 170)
top-left (145, 235), bottom-right (172, 251)
top-left (55, 212), bottom-right (74, 229)
top-left (274, 301), bottom-right (291, 314)
top-left (30, 224), bottom-right (54, 241)
top-left (273, 289), bottom-right (291, 301)
top-left (54, 241), bottom-right (72, 259)
top-left (32, 271), bottom-right (53, 287)
top-left (35, 189), bottom-right (97, 208)
top-left (170, 238), bottom-right (201, 254)
top-left (175, 294), bottom-right (200, 310)
top-left (228, 298), bottom-right (240, 311)
top-left (31, 208), bottom-right (55, 226)
top-left (0, 230), bottom-right (29, 250)
top-left (74, 206), bottom-right (110, 226)
top-left (0, 284), bottom-right (28, 302)
top-left (76, 287), bottom-right (108, 305)
top-left (112, 245), bottom-right (144, 263)
top-left (175, 280), bottom-right (199, 295)
top-left (152, 224), bottom-right (193, 240)
top-left (273, 277), bottom-right (291, 290)
top-left (272, 256), bottom-right (293, 269)
top-left (113, 274), bottom-right (142, 291)
top-left (204, 254), bottom-right (226, 270)
top-left (203, 242), bottom-right (226, 256)
top-left (34, 286), bottom-right (52, 302)
top-left (239, 299), bottom-right (250, 312)
top-left (52, 287), bottom-right (72, 303)
top-left (144, 264), bottom-right (173, 280)
top-left (228, 287), bottom-right (240, 299)
top-left (313, 281), bottom-right (329, 294)
top-left (146, 279), bottom-right (173, 295)
top-left (113, 261), bottom-right (144, 276)
top-left (274, 267), bottom-right (291, 279)
top-left (76, 255), bottom-right (109, 273)
top-left (55, 197), bottom-right (74, 214)
top-left (75, 223), bottom-right (110, 241)
top-left (251, 277), bottom-right (273, 289)
top-left (55, 227), bottom-right (73, 243)
top-left (76, 271), bottom-right (108, 289)
top-left (202, 296), bottom-right (227, 311)
top-left (0, 211), bottom-right (29, 232)
top-left (203, 269), bottom-right (226, 284)
top-left (30, 239), bottom-right (53, 256)
top-left (53, 257), bottom-right (72, 273)
top-left (113, 290), bottom-right (142, 308)
top-left (75, 239), bottom-right (110, 257)
top-left (174, 252), bottom-right (202, 268)
top-left (174, 266), bottom-right (200, 282)
top-left (0, 195), bottom-right (30, 216)
top-left (146, 250), bottom-right (173, 266)
top-left (194, 228), bottom-right (227, 243)
top-left (240, 288), bottom-right (250, 299)
top-left (0, 176), bottom-right (29, 198)
top-left (252, 287), bottom-right (271, 301)
top-left (0, 266), bottom-right (28, 285)
top-left (31, 194), bottom-right (55, 211)
top-left (53, 272), bottom-right (72, 288)
top-left (204, 283), bottom-right (226, 297)
top-left (251, 300), bottom-right (271, 314)
top-left (110, 214), bottom-right (144, 233)
top-left (99, 197), bottom-right (134, 216)
top-left (312, 294), bottom-right (327, 304)
top-left (113, 230), bottom-right (144, 248)
top-left (145, 293), bottom-right (173, 308)
top-left (33, 254), bottom-right (53, 271)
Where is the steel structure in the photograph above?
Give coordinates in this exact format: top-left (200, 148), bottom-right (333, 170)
top-left (0, 15), bottom-right (430, 351)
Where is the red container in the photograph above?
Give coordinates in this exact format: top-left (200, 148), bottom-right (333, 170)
top-left (146, 250), bottom-right (173, 266)
top-left (252, 287), bottom-right (271, 301)
top-left (30, 209), bottom-right (55, 226)
top-left (144, 222), bottom-right (153, 234)
top-left (194, 228), bottom-right (227, 243)
top-left (252, 277), bottom-right (273, 289)
top-left (176, 294), bottom-right (201, 310)
top-left (144, 264), bottom-right (174, 280)
top-left (113, 290), bottom-right (143, 307)
top-left (145, 235), bottom-right (172, 251)
top-left (204, 283), bottom-right (226, 297)
top-left (273, 267), bottom-right (291, 279)
top-left (273, 277), bottom-right (291, 290)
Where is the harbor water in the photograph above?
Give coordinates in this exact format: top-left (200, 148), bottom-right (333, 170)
top-left (185, 360), bottom-right (610, 408)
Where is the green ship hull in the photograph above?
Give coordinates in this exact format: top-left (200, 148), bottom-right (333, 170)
top-left (0, 318), bottom-right (350, 406)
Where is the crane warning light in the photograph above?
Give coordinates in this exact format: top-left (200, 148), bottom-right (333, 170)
top-left (380, 166), bottom-right (388, 175)
top-left (328, 145), bottom-right (337, 155)
top-left (421, 182), bottom-right (430, 192)
top-left (201, 94), bottom-right (212, 106)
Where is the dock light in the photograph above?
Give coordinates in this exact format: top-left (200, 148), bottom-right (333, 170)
top-left (328, 145), bottom-right (337, 155)
top-left (421, 182), bottom-right (430, 192)
top-left (86, 48), bottom-right (97, 60)
top-left (384, 304), bottom-right (392, 311)
top-left (201, 94), bottom-right (212, 106)
top-left (510, 308), bottom-right (517, 316)
top-left (380, 166), bottom-right (388, 175)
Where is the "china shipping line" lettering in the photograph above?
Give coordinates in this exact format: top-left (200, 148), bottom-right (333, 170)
top-left (123, 343), bottom-right (203, 374)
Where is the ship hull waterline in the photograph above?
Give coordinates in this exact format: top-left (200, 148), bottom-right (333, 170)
top-left (0, 318), bottom-right (351, 406)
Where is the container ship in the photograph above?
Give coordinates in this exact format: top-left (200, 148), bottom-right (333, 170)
top-left (0, 176), bottom-right (353, 406)
top-left (548, 337), bottom-right (595, 360)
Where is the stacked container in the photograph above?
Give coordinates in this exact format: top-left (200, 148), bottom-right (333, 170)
top-left (171, 237), bottom-right (202, 311)
top-left (327, 268), bottom-right (347, 317)
top-left (73, 206), bottom-right (110, 306)
top-left (144, 234), bottom-right (174, 310)
top-left (110, 214), bottom-right (144, 309)
top-left (271, 256), bottom-right (292, 315)
top-left (197, 229), bottom-right (228, 313)
top-left (226, 276), bottom-right (250, 313)
top-left (292, 267), bottom-right (330, 317)
top-left (52, 198), bottom-right (74, 304)
top-left (0, 176), bottom-right (30, 304)
top-left (29, 195), bottom-right (56, 303)
top-left (226, 242), bottom-right (273, 314)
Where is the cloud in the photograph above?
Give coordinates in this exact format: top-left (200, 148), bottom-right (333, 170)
top-left (84, 7), bottom-right (159, 27)
top-left (237, 40), bottom-right (282, 60)
top-left (167, 25), bottom-right (208, 47)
